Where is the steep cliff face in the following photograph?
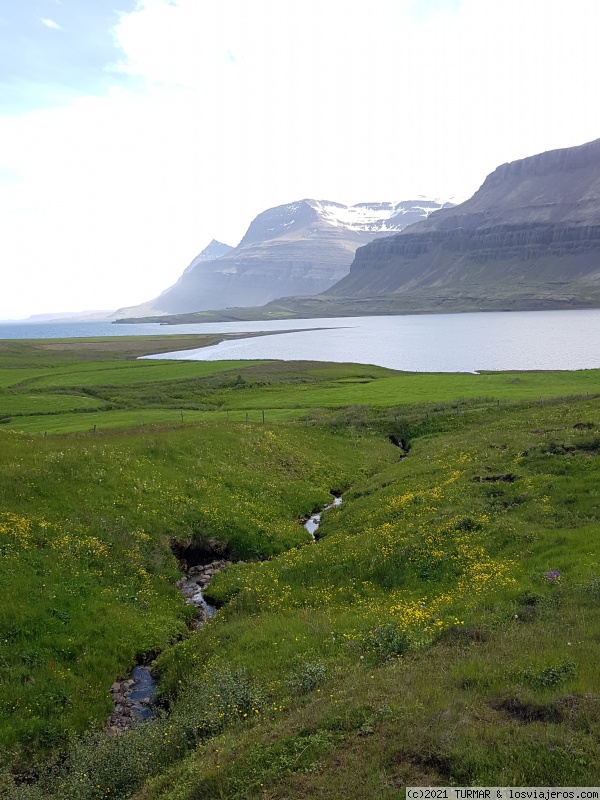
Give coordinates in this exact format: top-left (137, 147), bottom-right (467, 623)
top-left (118, 198), bottom-right (449, 316)
top-left (416, 138), bottom-right (600, 230)
top-left (328, 139), bottom-right (600, 305)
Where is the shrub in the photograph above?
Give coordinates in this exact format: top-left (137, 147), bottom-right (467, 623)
top-left (362, 622), bottom-right (409, 662)
top-left (173, 666), bottom-right (267, 743)
top-left (581, 576), bottom-right (600, 601)
top-left (521, 661), bottom-right (576, 689)
top-left (287, 661), bottom-right (326, 694)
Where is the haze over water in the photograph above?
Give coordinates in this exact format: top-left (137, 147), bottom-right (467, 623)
top-left (2, 310), bottom-right (598, 373)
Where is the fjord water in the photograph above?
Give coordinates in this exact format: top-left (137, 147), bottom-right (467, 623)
top-left (142, 309), bottom-right (600, 372)
top-left (2, 309), bottom-right (600, 371)
top-left (0, 321), bottom-right (174, 339)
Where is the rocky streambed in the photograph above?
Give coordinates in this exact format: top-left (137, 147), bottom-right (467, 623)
top-left (176, 559), bottom-right (225, 625)
top-left (107, 666), bottom-right (157, 734)
top-left (107, 560), bottom-right (228, 733)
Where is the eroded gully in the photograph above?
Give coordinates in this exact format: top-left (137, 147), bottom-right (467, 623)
top-left (107, 494), bottom-right (342, 732)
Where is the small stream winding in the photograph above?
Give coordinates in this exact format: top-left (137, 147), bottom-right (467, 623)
top-left (108, 494), bottom-right (342, 731)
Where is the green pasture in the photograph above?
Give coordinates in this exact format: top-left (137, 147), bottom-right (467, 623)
top-left (1, 335), bottom-right (600, 434)
top-left (0, 369), bottom-right (58, 389)
top-left (4, 392), bottom-right (600, 797)
top-left (1, 406), bottom-right (309, 434)
top-left (217, 369), bottom-right (600, 410)
top-left (0, 393), bottom-right (104, 416)
top-left (21, 359), bottom-right (267, 389)
top-left (1, 408), bottom-right (205, 433)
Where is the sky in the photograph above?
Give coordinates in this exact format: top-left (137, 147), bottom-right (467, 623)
top-left (1, 0), bottom-right (600, 320)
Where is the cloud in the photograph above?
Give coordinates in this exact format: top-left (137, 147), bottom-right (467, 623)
top-left (108, 0), bottom-right (600, 203)
top-left (40, 18), bottom-right (63, 31)
top-left (0, 166), bottom-right (21, 182)
top-left (2, 0), bottom-right (600, 318)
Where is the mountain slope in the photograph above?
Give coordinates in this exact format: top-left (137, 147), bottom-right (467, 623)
top-left (115, 240), bottom-right (234, 319)
top-left (117, 199), bottom-right (449, 317)
top-left (326, 139), bottom-right (600, 308)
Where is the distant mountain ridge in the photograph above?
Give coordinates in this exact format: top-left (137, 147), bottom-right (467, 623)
top-left (21, 310), bottom-right (114, 323)
top-left (181, 240), bottom-right (234, 274)
top-left (324, 138), bottom-right (600, 309)
top-left (115, 198), bottom-right (451, 318)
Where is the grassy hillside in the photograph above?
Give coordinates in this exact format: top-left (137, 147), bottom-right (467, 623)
top-left (0, 420), bottom-right (391, 766)
top-left (2, 336), bottom-right (600, 798)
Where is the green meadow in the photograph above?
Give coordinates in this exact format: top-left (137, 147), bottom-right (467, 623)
top-left (1, 336), bottom-right (600, 435)
top-left (2, 335), bottom-right (600, 798)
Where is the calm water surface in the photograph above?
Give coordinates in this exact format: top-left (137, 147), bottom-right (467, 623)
top-left (142, 310), bottom-right (600, 372)
top-left (0, 321), bottom-right (188, 339)
top-left (2, 310), bottom-right (600, 372)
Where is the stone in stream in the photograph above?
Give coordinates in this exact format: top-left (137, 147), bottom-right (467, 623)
top-left (107, 665), bottom-right (159, 734)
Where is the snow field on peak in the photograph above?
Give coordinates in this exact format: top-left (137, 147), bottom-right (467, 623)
top-left (308, 199), bottom-right (445, 232)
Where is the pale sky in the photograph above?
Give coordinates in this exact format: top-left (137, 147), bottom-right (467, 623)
top-left (1, 0), bottom-right (599, 319)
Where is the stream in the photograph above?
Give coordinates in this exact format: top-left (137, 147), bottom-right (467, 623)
top-left (176, 566), bottom-right (219, 622)
top-left (304, 495), bottom-right (342, 539)
top-left (127, 666), bottom-right (157, 720)
top-left (109, 495), bottom-right (342, 731)
top-left (108, 562), bottom-right (222, 732)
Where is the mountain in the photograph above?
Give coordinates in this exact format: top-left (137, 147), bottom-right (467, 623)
top-left (114, 240), bottom-right (234, 319)
top-left (116, 199), bottom-right (450, 317)
top-left (23, 310), bottom-right (115, 323)
top-left (180, 239), bottom-right (235, 275)
top-left (324, 138), bottom-right (600, 311)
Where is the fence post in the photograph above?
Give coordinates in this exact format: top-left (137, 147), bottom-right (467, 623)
top-left (497, 400), bottom-right (500, 412)
top-left (246, 412), bottom-right (248, 423)
top-left (262, 409), bottom-right (265, 424)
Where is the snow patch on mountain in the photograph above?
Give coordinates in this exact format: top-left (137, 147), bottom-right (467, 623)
top-left (307, 199), bottom-right (450, 232)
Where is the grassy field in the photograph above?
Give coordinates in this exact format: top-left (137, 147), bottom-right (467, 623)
top-left (2, 335), bottom-right (600, 798)
top-left (2, 336), bottom-right (600, 435)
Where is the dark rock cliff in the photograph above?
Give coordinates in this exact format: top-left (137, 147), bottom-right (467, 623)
top-left (327, 139), bottom-right (600, 305)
